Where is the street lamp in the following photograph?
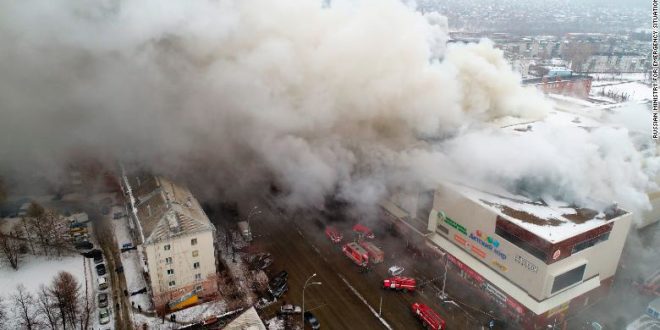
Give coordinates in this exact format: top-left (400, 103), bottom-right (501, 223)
top-left (302, 273), bottom-right (322, 326)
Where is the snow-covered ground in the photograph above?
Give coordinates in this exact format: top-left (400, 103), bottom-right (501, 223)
top-left (266, 317), bottom-right (285, 330)
top-left (0, 254), bottom-right (89, 329)
top-left (591, 81), bottom-right (652, 102)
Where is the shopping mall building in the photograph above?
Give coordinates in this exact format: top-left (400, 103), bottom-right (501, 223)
top-left (383, 182), bottom-right (632, 329)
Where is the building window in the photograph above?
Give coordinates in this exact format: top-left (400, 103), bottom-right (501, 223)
top-left (168, 281), bottom-right (176, 287)
top-left (165, 257), bottom-right (172, 264)
top-left (436, 224), bottom-right (449, 236)
top-left (571, 232), bottom-right (610, 254)
top-left (551, 264), bottom-right (586, 294)
top-left (195, 273), bottom-right (202, 281)
top-left (495, 227), bottom-right (547, 261)
top-left (194, 285), bottom-right (202, 293)
top-left (164, 244), bottom-right (171, 251)
top-left (192, 250), bottom-right (199, 257)
top-left (193, 262), bottom-right (200, 269)
top-left (191, 238), bottom-right (197, 246)
top-left (166, 269), bottom-right (174, 275)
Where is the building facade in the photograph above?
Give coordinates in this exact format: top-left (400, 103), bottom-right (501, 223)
top-left (123, 174), bottom-right (218, 313)
top-left (423, 183), bottom-right (632, 328)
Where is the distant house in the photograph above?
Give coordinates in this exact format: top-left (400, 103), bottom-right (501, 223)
top-left (122, 174), bottom-right (218, 313)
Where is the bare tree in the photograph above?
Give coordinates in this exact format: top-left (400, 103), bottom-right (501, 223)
top-left (37, 285), bottom-right (58, 330)
top-left (49, 271), bottom-right (81, 329)
top-left (0, 223), bottom-right (26, 270)
top-left (12, 284), bottom-right (37, 330)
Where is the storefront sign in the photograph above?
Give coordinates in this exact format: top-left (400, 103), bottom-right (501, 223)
top-left (485, 283), bottom-right (507, 303)
top-left (439, 211), bottom-right (467, 235)
top-left (447, 254), bottom-right (485, 283)
top-left (514, 255), bottom-right (538, 272)
top-left (454, 234), bottom-right (468, 246)
top-left (469, 231), bottom-right (507, 260)
top-left (491, 260), bottom-right (508, 273)
top-left (552, 249), bottom-right (561, 260)
top-left (471, 245), bottom-right (486, 258)
top-left (506, 297), bottom-right (525, 315)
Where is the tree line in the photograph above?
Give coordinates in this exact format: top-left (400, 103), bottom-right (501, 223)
top-left (0, 202), bottom-right (73, 270)
top-left (0, 271), bottom-right (93, 330)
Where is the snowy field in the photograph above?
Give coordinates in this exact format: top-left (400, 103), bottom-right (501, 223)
top-left (591, 81), bottom-right (652, 102)
top-left (0, 255), bottom-right (86, 294)
top-left (0, 255), bottom-right (89, 329)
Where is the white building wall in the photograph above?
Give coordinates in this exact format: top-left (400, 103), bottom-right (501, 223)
top-left (145, 230), bottom-right (216, 296)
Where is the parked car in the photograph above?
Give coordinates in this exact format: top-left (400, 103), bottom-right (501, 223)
top-left (113, 212), bottom-right (124, 220)
top-left (271, 282), bottom-right (288, 299)
top-left (99, 307), bottom-right (110, 325)
top-left (388, 265), bottom-right (404, 276)
top-left (304, 311), bottom-right (321, 329)
top-left (98, 293), bottom-right (108, 308)
top-left (279, 304), bottom-right (302, 315)
top-left (352, 224), bottom-right (374, 239)
top-left (93, 253), bottom-right (104, 264)
top-left (255, 293), bottom-right (277, 309)
top-left (75, 241), bottom-right (93, 251)
top-left (270, 270), bottom-right (288, 287)
top-left (97, 277), bottom-right (108, 291)
top-left (96, 264), bottom-right (107, 276)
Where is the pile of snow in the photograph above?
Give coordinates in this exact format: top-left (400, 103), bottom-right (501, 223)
top-left (266, 317), bottom-right (285, 330)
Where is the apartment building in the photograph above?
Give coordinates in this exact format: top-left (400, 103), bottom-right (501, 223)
top-left (123, 174), bottom-right (218, 313)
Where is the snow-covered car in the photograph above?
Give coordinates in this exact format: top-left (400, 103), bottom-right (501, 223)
top-left (388, 265), bottom-right (404, 276)
top-left (98, 293), bottom-right (108, 308)
top-left (255, 295), bottom-right (277, 309)
top-left (99, 307), bottom-right (110, 325)
top-left (279, 304), bottom-right (302, 315)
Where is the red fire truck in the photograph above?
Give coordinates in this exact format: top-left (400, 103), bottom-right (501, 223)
top-left (411, 302), bottom-right (445, 330)
top-left (342, 242), bottom-right (369, 267)
top-left (352, 224), bottom-right (375, 239)
top-left (325, 226), bottom-right (343, 244)
top-left (383, 276), bottom-right (416, 292)
top-left (359, 241), bottom-right (384, 264)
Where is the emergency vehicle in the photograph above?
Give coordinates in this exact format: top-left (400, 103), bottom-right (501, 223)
top-left (383, 276), bottom-right (416, 292)
top-left (325, 226), bottom-right (343, 243)
top-left (359, 241), bottom-right (384, 264)
top-left (411, 302), bottom-right (445, 330)
top-left (342, 242), bottom-right (369, 267)
top-left (352, 224), bottom-right (375, 239)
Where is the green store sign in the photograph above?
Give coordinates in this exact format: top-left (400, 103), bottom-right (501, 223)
top-left (438, 211), bottom-right (467, 235)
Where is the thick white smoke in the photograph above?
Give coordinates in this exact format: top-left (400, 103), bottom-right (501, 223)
top-left (0, 0), bottom-right (654, 219)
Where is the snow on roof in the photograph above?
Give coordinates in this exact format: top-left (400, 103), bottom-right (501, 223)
top-left (447, 182), bottom-right (627, 243)
top-left (224, 307), bottom-right (267, 330)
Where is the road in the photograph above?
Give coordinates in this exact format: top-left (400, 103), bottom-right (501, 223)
top-left (94, 207), bottom-right (132, 330)
top-left (243, 198), bottom-right (487, 330)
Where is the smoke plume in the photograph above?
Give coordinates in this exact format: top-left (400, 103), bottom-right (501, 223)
top-left (0, 0), bottom-right (655, 220)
